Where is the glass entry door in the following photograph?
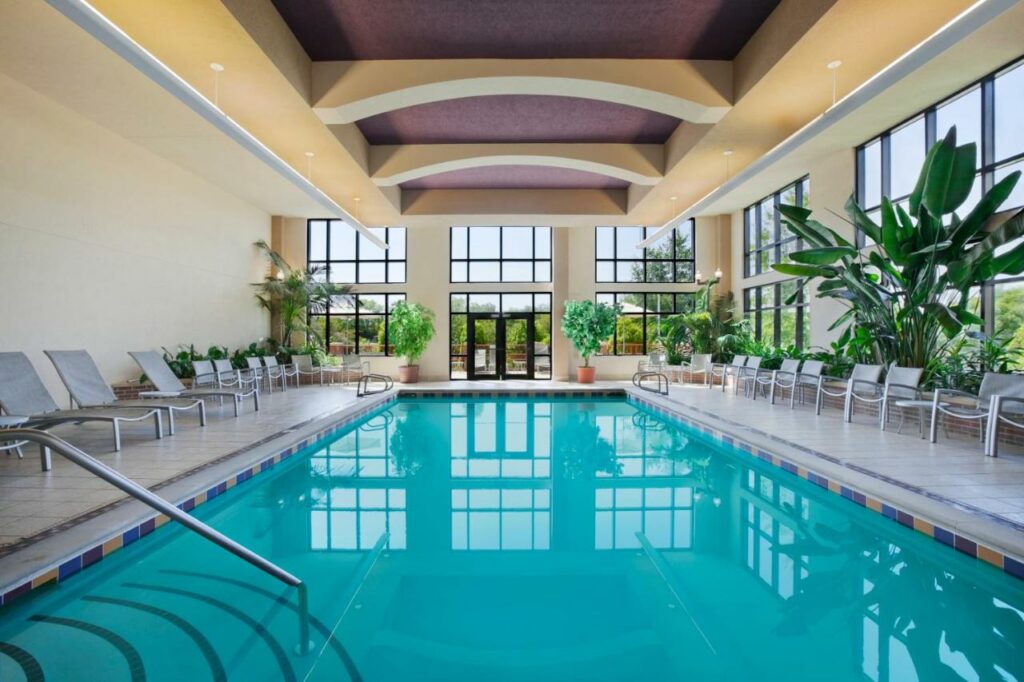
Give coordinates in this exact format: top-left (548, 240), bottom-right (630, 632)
top-left (467, 313), bottom-right (535, 380)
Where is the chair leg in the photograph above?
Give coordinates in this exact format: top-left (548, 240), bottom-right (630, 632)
top-left (166, 408), bottom-right (176, 436)
top-left (815, 387), bottom-right (823, 416)
top-left (233, 395), bottom-right (241, 418)
top-left (253, 390), bottom-right (261, 411)
top-left (40, 445), bottom-right (52, 472)
top-left (929, 410), bottom-right (939, 443)
top-left (198, 401), bottom-right (207, 427)
top-left (154, 412), bottom-right (164, 439)
top-left (113, 420), bottom-right (122, 451)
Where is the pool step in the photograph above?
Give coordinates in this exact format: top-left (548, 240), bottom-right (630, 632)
top-left (0, 570), bottom-right (358, 682)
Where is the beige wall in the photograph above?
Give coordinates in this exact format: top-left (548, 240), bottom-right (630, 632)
top-left (277, 219), bottom-right (729, 381)
top-left (0, 74), bottom-right (270, 400)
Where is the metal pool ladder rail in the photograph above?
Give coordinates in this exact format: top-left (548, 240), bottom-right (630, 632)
top-left (357, 373), bottom-right (394, 397)
top-left (633, 371), bottom-right (670, 395)
top-left (3, 429), bottom-right (314, 655)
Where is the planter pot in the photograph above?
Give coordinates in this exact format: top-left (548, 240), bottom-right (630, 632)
top-left (576, 366), bottom-right (596, 384)
top-left (398, 365), bottom-right (420, 383)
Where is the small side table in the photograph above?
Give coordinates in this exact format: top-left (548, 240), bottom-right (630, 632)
top-left (0, 416), bottom-right (29, 459)
top-left (890, 399), bottom-right (941, 439)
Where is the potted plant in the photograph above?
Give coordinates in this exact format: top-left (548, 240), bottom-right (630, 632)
top-left (561, 300), bottom-right (618, 383)
top-left (389, 301), bottom-right (436, 383)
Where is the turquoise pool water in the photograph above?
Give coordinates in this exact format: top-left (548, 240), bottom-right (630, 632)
top-left (0, 396), bottom-right (1021, 681)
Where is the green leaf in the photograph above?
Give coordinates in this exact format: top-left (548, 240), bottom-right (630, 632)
top-left (921, 302), bottom-right (962, 335)
top-left (948, 171), bottom-right (1021, 251)
top-left (922, 129), bottom-right (977, 218)
top-left (909, 240), bottom-right (952, 256)
top-left (845, 195), bottom-right (882, 245)
top-left (879, 198), bottom-right (907, 263)
top-left (788, 246), bottom-right (857, 265)
top-left (909, 136), bottom-right (944, 216)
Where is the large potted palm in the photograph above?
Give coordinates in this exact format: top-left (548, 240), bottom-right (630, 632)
top-left (389, 301), bottom-right (436, 383)
top-left (773, 127), bottom-right (1024, 375)
top-left (561, 300), bottom-right (618, 383)
top-left (252, 240), bottom-right (349, 349)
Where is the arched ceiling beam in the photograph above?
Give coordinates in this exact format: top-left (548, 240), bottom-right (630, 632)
top-left (370, 144), bottom-right (662, 187)
top-left (313, 59), bottom-right (732, 124)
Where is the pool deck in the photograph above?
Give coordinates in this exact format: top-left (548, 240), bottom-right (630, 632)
top-left (1, 378), bottom-right (1023, 592)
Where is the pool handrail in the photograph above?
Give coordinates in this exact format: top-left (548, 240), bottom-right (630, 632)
top-left (632, 370), bottom-right (670, 396)
top-left (3, 428), bottom-right (312, 655)
top-left (357, 373), bottom-right (394, 397)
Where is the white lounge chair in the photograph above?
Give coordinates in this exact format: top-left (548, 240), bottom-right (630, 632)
top-left (932, 372), bottom-right (1024, 456)
top-left (787, 360), bottom-right (825, 408)
top-left (815, 364), bottom-right (884, 417)
top-left (130, 351), bottom-right (259, 416)
top-left (763, 359), bottom-right (802, 404)
top-left (45, 350), bottom-right (203, 436)
top-left (211, 359), bottom-right (259, 392)
top-left (735, 356), bottom-right (765, 397)
top-left (0, 352), bottom-right (162, 458)
top-left (709, 355), bottom-right (747, 392)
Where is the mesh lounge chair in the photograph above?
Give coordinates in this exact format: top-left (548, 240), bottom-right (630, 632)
top-left (260, 352), bottom-right (292, 391)
top-left (212, 359), bottom-right (259, 391)
top-left (339, 355), bottom-right (370, 385)
top-left (857, 364), bottom-right (924, 429)
top-left (735, 356), bottom-right (764, 397)
top-left (763, 359), bottom-right (802, 404)
top-left (45, 350), bottom-right (203, 436)
top-left (671, 353), bottom-right (712, 384)
top-left (638, 351), bottom-right (666, 373)
top-left (130, 351), bottom-right (259, 416)
top-left (292, 354), bottom-right (333, 386)
top-left (244, 357), bottom-right (273, 391)
top-left (815, 364), bottom-right (884, 417)
top-left (932, 372), bottom-right (1024, 456)
top-left (0, 352), bottom-right (162, 457)
top-left (709, 355), bottom-right (747, 392)
top-left (788, 360), bottom-right (825, 408)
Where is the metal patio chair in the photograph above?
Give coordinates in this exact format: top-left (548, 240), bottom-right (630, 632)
top-left (843, 363), bottom-right (924, 427)
top-left (709, 355), bottom-right (747, 392)
top-left (763, 358), bottom-right (801, 404)
top-left (931, 372), bottom-right (1024, 456)
top-left (815, 363), bottom-right (884, 417)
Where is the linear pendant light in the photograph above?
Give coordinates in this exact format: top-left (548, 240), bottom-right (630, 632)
top-left (44, 0), bottom-right (388, 250)
top-left (638, 0), bottom-right (1018, 249)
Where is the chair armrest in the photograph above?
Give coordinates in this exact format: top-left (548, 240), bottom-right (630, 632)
top-left (850, 378), bottom-right (883, 392)
top-left (138, 391), bottom-right (183, 398)
top-left (933, 388), bottom-right (979, 407)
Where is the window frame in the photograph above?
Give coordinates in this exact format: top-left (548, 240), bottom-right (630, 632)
top-left (854, 57), bottom-right (1024, 339)
top-left (594, 221), bottom-right (696, 284)
top-left (595, 292), bottom-right (698, 356)
top-left (449, 226), bottom-right (552, 283)
top-left (742, 279), bottom-right (809, 349)
top-left (307, 293), bottom-right (406, 357)
top-left (855, 56), bottom-right (1024, 248)
top-left (743, 177), bottom-right (809, 278)
top-left (307, 220), bottom-right (407, 284)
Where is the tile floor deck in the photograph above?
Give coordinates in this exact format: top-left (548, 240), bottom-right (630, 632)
top-left (1, 378), bottom-right (1023, 576)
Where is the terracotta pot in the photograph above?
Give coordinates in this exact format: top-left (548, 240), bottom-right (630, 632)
top-left (576, 366), bottom-right (596, 384)
top-left (398, 365), bottom-right (420, 383)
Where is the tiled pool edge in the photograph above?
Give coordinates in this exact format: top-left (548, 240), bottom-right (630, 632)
top-left (625, 391), bottom-right (1024, 583)
top-left (0, 393), bottom-right (399, 608)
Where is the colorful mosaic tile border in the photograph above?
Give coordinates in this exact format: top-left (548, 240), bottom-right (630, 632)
top-left (0, 394), bottom-right (397, 608)
top-left (400, 389), bottom-right (626, 399)
top-left (626, 392), bottom-right (1024, 583)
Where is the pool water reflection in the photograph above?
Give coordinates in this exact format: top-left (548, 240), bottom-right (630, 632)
top-left (304, 397), bottom-right (1024, 682)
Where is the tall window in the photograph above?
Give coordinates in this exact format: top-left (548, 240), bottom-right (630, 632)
top-left (855, 58), bottom-right (1024, 362)
top-left (595, 221), bottom-right (695, 283)
top-left (451, 226), bottom-right (552, 282)
top-left (743, 178), bottom-right (810, 277)
top-left (449, 293), bottom-right (553, 379)
top-left (743, 279), bottom-right (809, 349)
top-left (308, 220), bottom-right (406, 284)
top-left (596, 293), bottom-right (697, 355)
top-left (308, 293), bottom-right (406, 357)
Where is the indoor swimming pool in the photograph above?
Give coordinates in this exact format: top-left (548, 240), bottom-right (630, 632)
top-left (0, 396), bottom-right (1021, 681)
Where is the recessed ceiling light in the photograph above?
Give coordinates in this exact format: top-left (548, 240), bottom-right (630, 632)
top-left (827, 60), bottom-right (842, 70)
top-left (669, 196), bottom-right (677, 201)
top-left (209, 62), bottom-right (224, 72)
top-left (305, 151), bottom-right (315, 158)
top-left (723, 149), bottom-right (733, 156)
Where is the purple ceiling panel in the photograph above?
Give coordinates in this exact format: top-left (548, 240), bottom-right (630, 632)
top-left (357, 95), bottom-right (681, 145)
top-left (399, 165), bottom-right (630, 190)
top-left (272, 0), bottom-right (781, 60)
